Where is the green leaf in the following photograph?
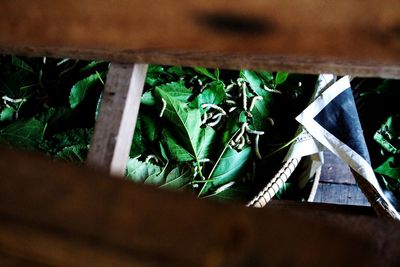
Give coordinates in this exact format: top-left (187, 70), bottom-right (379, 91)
top-left (163, 129), bottom-right (194, 161)
top-left (126, 158), bottom-right (162, 183)
top-left (164, 126), bottom-right (215, 162)
top-left (141, 91), bottom-right (156, 106)
top-left (190, 81), bottom-right (226, 108)
top-left (155, 86), bottom-right (216, 162)
top-left (193, 67), bottom-right (217, 80)
top-left (214, 69), bottom-right (220, 80)
top-left (167, 66), bottom-right (185, 76)
top-left (375, 157), bottom-right (400, 180)
top-left (130, 117), bottom-right (145, 158)
top-left (239, 111), bottom-right (247, 123)
top-left (69, 73), bottom-right (99, 109)
top-left (41, 128), bottom-right (93, 155)
top-left (79, 61), bottom-right (106, 73)
top-left (200, 146), bottom-right (252, 196)
top-left (157, 81), bottom-right (192, 103)
top-left (36, 107), bottom-right (73, 125)
top-left (126, 159), bottom-right (192, 189)
top-left (141, 114), bottom-right (157, 143)
top-left (258, 71), bottom-right (274, 81)
top-left (206, 185), bottom-right (250, 202)
top-left (0, 118), bottom-right (45, 149)
top-left (144, 165), bottom-right (167, 185)
top-left (0, 107), bottom-right (15, 122)
top-left (275, 72), bottom-right (289, 86)
top-left (55, 144), bottom-right (88, 162)
top-left (242, 70), bottom-right (265, 96)
top-left (11, 56), bottom-right (35, 74)
top-left (160, 165), bottom-right (192, 190)
top-left (146, 65), bottom-right (165, 86)
top-left (242, 70), bottom-right (273, 130)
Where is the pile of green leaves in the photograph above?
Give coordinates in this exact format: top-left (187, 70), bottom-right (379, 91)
top-left (0, 55), bottom-right (315, 202)
top-left (0, 55), bottom-right (108, 161)
top-left (127, 66), bottom-right (315, 200)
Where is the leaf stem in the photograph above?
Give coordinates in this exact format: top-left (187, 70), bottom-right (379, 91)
top-left (198, 128), bottom-right (241, 196)
top-left (263, 132), bottom-right (302, 159)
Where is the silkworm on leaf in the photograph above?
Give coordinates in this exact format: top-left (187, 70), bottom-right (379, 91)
top-left (201, 104), bottom-right (226, 115)
top-left (159, 98), bottom-right (167, 117)
top-left (236, 136), bottom-right (246, 150)
top-left (245, 124), bottom-right (265, 135)
top-left (145, 155), bottom-right (158, 163)
top-left (215, 181), bottom-right (235, 194)
top-left (255, 134), bottom-right (262, 159)
top-left (226, 83), bottom-right (235, 91)
top-left (228, 107), bottom-right (237, 113)
top-left (234, 122), bottom-right (248, 143)
top-left (226, 99), bottom-right (236, 105)
top-left (242, 82), bottom-right (248, 111)
top-left (207, 115), bottom-right (223, 127)
top-left (249, 96), bottom-right (263, 112)
top-left (263, 85), bottom-right (282, 94)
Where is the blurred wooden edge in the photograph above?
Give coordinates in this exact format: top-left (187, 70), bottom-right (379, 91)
top-left (86, 63), bottom-right (147, 176)
top-left (0, 148), bottom-right (400, 266)
top-left (0, 0), bottom-right (399, 78)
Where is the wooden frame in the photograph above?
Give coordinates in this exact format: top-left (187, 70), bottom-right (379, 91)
top-left (1, 149), bottom-right (400, 266)
top-left (86, 63), bottom-right (148, 176)
top-left (0, 0), bottom-right (399, 78)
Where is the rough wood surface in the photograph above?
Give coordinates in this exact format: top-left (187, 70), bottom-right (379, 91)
top-left (86, 63), bottom-right (147, 176)
top-left (2, 148), bottom-right (400, 266)
top-left (320, 150), bottom-right (356, 184)
top-left (0, 149), bottom-right (399, 266)
top-left (0, 0), bottom-right (400, 78)
top-left (314, 182), bottom-right (370, 206)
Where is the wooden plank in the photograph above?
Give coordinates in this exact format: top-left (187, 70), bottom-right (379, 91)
top-left (268, 200), bottom-right (375, 217)
top-left (314, 182), bottom-right (370, 206)
top-left (0, 0), bottom-right (399, 78)
top-left (320, 150), bottom-right (356, 184)
top-left (2, 149), bottom-right (399, 266)
top-left (86, 63), bottom-right (147, 176)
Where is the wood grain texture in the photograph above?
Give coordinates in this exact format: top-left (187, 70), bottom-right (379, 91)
top-left (320, 150), bottom-right (356, 184)
top-left (314, 182), bottom-right (370, 206)
top-left (0, 0), bottom-right (399, 78)
top-left (1, 148), bottom-right (399, 266)
top-left (86, 63), bottom-right (147, 176)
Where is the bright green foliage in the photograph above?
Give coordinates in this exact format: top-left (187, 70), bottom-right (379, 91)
top-left (131, 65), bottom-right (312, 199)
top-left (193, 67), bottom-right (219, 80)
top-left (126, 158), bottom-right (192, 190)
top-left (69, 73), bottom-right (101, 109)
top-left (0, 55), bottom-right (107, 161)
top-left (160, 165), bottom-right (192, 190)
top-left (155, 85), bottom-right (216, 162)
top-left (126, 158), bottom-right (163, 183)
top-left (199, 147), bottom-right (252, 196)
top-left (0, 107), bottom-right (15, 122)
top-left (190, 81), bottom-right (226, 108)
top-left (275, 72), bottom-right (289, 86)
top-left (242, 70), bottom-right (274, 130)
top-left (0, 56), bottom-right (312, 201)
top-left (375, 157), bottom-right (400, 180)
top-left (0, 118), bottom-right (44, 149)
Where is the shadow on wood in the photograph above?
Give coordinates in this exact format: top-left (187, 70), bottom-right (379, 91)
top-left (0, 148), bottom-right (399, 266)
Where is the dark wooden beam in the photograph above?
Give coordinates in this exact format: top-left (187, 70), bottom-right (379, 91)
top-left (0, 0), bottom-right (399, 78)
top-left (0, 148), bottom-right (399, 266)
